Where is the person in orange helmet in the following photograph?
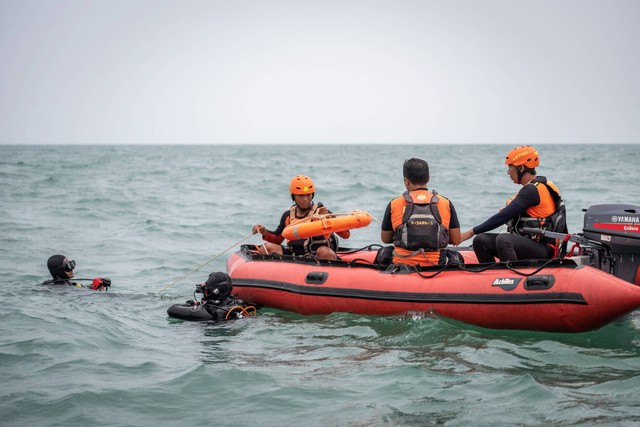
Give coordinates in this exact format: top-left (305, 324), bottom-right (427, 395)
top-left (460, 146), bottom-right (567, 262)
top-left (252, 175), bottom-right (350, 260)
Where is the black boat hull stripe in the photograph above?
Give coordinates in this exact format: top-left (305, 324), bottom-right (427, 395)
top-left (232, 278), bottom-right (588, 305)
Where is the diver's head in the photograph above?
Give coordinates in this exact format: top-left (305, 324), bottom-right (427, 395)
top-left (203, 272), bottom-right (232, 302)
top-left (47, 254), bottom-right (75, 279)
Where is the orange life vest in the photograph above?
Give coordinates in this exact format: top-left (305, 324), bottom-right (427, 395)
top-left (390, 189), bottom-right (452, 266)
top-left (507, 177), bottom-right (567, 247)
top-left (286, 204), bottom-right (338, 254)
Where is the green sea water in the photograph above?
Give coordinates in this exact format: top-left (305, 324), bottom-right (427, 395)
top-left (1, 144), bottom-right (640, 426)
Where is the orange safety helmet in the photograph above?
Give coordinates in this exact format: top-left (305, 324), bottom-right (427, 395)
top-left (290, 175), bottom-right (315, 195)
top-left (504, 145), bottom-right (539, 168)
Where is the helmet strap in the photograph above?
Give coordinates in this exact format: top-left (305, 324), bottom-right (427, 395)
top-left (291, 192), bottom-right (314, 202)
top-left (516, 166), bottom-right (526, 184)
top-left (516, 166), bottom-right (537, 184)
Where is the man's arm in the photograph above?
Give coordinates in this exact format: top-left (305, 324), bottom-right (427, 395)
top-left (381, 203), bottom-right (394, 243)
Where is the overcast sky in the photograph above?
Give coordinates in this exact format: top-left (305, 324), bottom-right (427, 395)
top-left (1, 0), bottom-right (638, 144)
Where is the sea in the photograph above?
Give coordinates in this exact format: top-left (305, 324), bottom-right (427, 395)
top-left (1, 143), bottom-right (640, 427)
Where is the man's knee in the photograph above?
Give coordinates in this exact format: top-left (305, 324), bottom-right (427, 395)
top-left (472, 233), bottom-right (499, 263)
top-left (495, 234), bottom-right (514, 248)
top-left (315, 246), bottom-right (337, 260)
top-left (473, 233), bottom-right (493, 249)
top-left (258, 243), bottom-right (283, 255)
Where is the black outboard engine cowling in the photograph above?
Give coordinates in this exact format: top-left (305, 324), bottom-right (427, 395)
top-left (582, 204), bottom-right (640, 285)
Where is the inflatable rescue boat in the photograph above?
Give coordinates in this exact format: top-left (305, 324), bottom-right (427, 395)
top-left (227, 204), bottom-right (640, 333)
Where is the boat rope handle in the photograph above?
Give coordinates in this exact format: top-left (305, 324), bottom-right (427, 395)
top-left (415, 264), bottom-right (450, 279)
top-left (504, 257), bottom-right (557, 277)
top-left (457, 257), bottom-right (559, 277)
top-left (154, 231), bottom-right (255, 296)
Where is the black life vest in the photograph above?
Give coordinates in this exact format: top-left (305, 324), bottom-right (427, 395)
top-left (41, 279), bottom-right (83, 288)
top-left (393, 190), bottom-right (449, 252)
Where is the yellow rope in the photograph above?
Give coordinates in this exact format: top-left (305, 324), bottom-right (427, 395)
top-left (295, 210), bottom-right (380, 223)
top-left (154, 232), bottom-right (255, 296)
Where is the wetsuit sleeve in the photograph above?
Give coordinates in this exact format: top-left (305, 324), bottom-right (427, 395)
top-left (448, 202), bottom-right (460, 229)
top-left (263, 211), bottom-right (289, 244)
top-left (472, 184), bottom-right (539, 234)
top-left (381, 202), bottom-right (393, 232)
top-left (337, 230), bottom-right (350, 239)
top-left (472, 202), bottom-right (526, 234)
top-left (510, 184), bottom-right (540, 209)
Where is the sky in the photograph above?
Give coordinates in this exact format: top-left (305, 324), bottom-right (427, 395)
top-left (1, 0), bottom-right (638, 145)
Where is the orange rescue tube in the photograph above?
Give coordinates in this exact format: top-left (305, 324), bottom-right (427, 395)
top-left (282, 212), bottom-right (372, 240)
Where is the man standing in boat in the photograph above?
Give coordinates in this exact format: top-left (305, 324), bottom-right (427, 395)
top-left (381, 158), bottom-right (462, 266)
top-left (252, 175), bottom-right (350, 260)
top-left (459, 145), bottom-right (567, 262)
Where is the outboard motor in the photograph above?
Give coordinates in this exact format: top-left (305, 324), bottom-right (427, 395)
top-left (581, 204), bottom-right (640, 285)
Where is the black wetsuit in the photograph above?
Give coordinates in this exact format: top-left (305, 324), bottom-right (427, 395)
top-left (41, 279), bottom-right (85, 288)
top-left (471, 183), bottom-right (555, 263)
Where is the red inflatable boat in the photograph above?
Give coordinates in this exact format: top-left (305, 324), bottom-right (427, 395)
top-left (226, 245), bottom-right (640, 333)
top-left (228, 204), bottom-right (640, 332)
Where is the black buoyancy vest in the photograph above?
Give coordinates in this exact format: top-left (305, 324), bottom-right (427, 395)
top-left (509, 176), bottom-right (568, 239)
top-left (393, 190), bottom-right (449, 251)
top-left (41, 279), bottom-right (82, 287)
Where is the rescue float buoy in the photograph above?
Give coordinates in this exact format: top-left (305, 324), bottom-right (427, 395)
top-left (282, 211), bottom-right (372, 240)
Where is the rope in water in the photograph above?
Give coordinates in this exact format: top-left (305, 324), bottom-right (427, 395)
top-left (155, 209), bottom-right (377, 296)
top-left (154, 232), bottom-right (255, 296)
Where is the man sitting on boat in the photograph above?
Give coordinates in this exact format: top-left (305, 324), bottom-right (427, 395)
top-left (459, 145), bottom-right (568, 262)
top-left (381, 158), bottom-right (462, 266)
top-left (252, 175), bottom-right (350, 260)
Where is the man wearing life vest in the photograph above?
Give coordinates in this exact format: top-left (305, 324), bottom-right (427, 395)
top-left (252, 175), bottom-right (350, 260)
top-left (381, 158), bottom-right (462, 266)
top-left (460, 145), bottom-right (568, 262)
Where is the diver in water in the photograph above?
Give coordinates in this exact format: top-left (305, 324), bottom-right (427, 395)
top-left (167, 272), bottom-right (257, 321)
top-left (41, 254), bottom-right (111, 291)
top-left (197, 272), bottom-right (234, 303)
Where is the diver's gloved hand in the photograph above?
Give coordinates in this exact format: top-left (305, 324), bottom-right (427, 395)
top-left (91, 277), bottom-right (111, 291)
